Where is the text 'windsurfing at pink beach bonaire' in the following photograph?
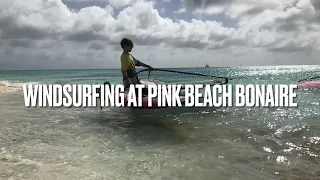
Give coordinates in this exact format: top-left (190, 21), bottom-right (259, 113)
top-left (22, 84), bottom-right (298, 108)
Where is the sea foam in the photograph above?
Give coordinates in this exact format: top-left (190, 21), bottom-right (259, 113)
top-left (0, 81), bottom-right (39, 93)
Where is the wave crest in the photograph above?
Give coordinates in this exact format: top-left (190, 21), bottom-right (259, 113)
top-left (0, 81), bottom-right (39, 93)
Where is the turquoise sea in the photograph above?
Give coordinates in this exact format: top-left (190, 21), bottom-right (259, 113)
top-left (0, 65), bottom-right (320, 180)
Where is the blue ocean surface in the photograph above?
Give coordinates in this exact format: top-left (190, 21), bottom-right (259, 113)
top-left (0, 65), bottom-right (319, 85)
top-left (0, 65), bottom-right (320, 180)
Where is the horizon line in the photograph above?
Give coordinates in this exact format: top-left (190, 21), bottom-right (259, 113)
top-left (0, 64), bottom-right (319, 71)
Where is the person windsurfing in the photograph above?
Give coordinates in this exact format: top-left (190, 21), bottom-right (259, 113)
top-left (120, 38), bottom-right (153, 87)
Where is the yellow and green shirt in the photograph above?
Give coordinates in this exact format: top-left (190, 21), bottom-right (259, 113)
top-left (120, 52), bottom-right (141, 86)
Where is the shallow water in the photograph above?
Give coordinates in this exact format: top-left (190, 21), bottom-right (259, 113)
top-left (0, 66), bottom-right (320, 180)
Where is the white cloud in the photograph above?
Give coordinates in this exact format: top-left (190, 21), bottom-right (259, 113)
top-left (107, 0), bottom-right (136, 8)
top-left (174, 7), bottom-right (186, 14)
top-left (0, 0), bottom-right (319, 69)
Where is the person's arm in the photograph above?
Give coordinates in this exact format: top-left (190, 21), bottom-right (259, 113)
top-left (133, 56), bottom-right (153, 69)
top-left (140, 62), bottom-right (153, 69)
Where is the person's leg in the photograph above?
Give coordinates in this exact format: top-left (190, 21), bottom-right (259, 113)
top-left (133, 84), bottom-right (148, 96)
top-left (142, 87), bottom-right (148, 96)
top-left (132, 77), bottom-right (147, 96)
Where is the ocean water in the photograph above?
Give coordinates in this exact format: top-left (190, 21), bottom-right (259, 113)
top-left (0, 65), bottom-right (320, 180)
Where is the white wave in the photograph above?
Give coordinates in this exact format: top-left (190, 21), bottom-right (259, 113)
top-left (309, 136), bottom-right (320, 144)
top-left (0, 153), bottom-right (43, 169)
top-left (276, 156), bottom-right (290, 165)
top-left (0, 80), bottom-right (39, 93)
top-left (263, 147), bottom-right (274, 153)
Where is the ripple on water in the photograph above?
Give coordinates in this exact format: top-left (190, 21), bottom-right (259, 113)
top-left (0, 78), bottom-right (320, 179)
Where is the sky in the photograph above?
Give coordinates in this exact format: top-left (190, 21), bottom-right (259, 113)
top-left (0, 0), bottom-right (319, 70)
